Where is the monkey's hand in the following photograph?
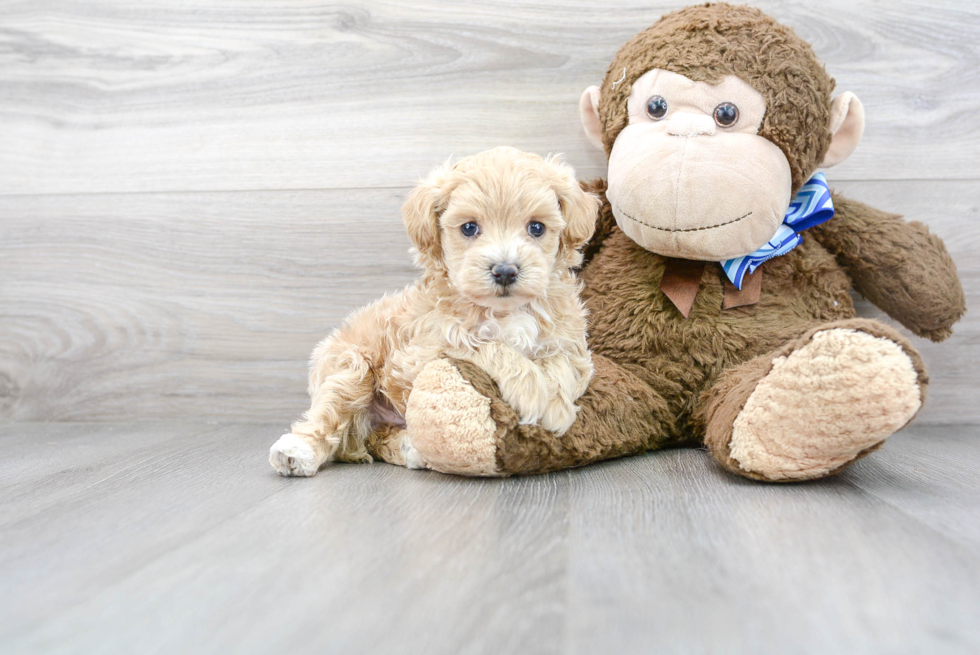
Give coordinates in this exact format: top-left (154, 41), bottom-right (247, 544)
top-left (811, 193), bottom-right (965, 342)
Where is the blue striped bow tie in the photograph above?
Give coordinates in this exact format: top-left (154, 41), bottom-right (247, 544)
top-left (721, 172), bottom-right (835, 290)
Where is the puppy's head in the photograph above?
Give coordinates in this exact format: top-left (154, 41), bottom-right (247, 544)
top-left (402, 146), bottom-right (599, 311)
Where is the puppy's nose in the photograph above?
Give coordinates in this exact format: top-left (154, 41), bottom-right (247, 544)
top-left (490, 263), bottom-right (520, 287)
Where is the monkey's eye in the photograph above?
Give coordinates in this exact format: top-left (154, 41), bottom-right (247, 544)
top-left (527, 221), bottom-right (545, 238)
top-left (460, 222), bottom-right (479, 237)
top-left (713, 102), bottom-right (739, 127)
top-left (646, 95), bottom-right (668, 120)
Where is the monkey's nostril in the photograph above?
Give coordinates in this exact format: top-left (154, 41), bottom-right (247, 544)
top-left (490, 263), bottom-right (520, 287)
top-left (666, 112), bottom-right (716, 137)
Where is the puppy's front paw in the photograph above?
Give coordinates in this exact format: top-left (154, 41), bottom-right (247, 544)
top-left (269, 433), bottom-right (320, 477)
top-left (540, 396), bottom-right (579, 435)
top-left (498, 369), bottom-right (550, 426)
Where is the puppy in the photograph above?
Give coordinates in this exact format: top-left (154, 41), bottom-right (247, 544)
top-left (269, 147), bottom-right (599, 476)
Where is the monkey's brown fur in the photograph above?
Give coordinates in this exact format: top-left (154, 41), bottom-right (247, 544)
top-left (395, 4), bottom-right (966, 480)
top-left (597, 3), bottom-right (834, 192)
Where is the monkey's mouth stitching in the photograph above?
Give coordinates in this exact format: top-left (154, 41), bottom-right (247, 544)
top-left (616, 206), bottom-right (753, 233)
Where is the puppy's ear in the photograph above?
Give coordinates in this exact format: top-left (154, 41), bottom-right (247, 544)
top-left (402, 159), bottom-right (455, 271)
top-left (546, 155), bottom-right (600, 268)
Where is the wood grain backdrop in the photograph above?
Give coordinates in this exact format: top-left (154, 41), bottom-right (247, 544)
top-left (0, 0), bottom-right (977, 423)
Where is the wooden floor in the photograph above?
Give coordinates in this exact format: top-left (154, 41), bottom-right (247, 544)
top-left (3, 1), bottom-right (980, 653)
top-left (0, 422), bottom-right (978, 654)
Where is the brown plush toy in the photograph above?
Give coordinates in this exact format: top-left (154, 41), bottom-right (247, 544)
top-left (388, 3), bottom-right (966, 481)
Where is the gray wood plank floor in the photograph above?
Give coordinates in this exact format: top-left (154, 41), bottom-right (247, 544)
top-left (1, 422), bottom-right (978, 655)
top-left (2, 3), bottom-right (979, 653)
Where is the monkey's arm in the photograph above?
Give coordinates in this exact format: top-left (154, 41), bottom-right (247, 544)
top-left (579, 179), bottom-right (618, 269)
top-left (809, 193), bottom-right (965, 342)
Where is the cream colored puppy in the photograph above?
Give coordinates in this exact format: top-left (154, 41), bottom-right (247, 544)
top-left (269, 147), bottom-right (599, 477)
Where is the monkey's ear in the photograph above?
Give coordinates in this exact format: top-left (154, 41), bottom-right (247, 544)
top-left (820, 92), bottom-right (865, 168)
top-left (402, 160), bottom-right (454, 270)
top-left (580, 86), bottom-right (605, 151)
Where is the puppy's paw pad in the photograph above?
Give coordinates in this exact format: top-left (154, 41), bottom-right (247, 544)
top-left (269, 433), bottom-right (319, 477)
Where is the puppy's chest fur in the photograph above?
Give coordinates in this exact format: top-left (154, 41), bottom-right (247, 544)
top-left (379, 305), bottom-right (556, 419)
top-left (470, 312), bottom-right (549, 357)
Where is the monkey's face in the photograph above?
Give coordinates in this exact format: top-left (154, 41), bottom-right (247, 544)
top-left (603, 69), bottom-right (792, 261)
top-left (579, 5), bottom-right (865, 262)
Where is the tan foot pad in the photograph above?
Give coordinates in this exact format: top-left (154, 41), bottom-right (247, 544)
top-left (730, 328), bottom-right (922, 480)
top-left (405, 359), bottom-right (501, 476)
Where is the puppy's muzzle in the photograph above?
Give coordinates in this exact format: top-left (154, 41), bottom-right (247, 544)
top-left (490, 263), bottom-right (520, 287)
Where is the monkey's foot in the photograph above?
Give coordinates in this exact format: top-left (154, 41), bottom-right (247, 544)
top-left (707, 323), bottom-right (925, 481)
top-left (405, 360), bottom-right (503, 476)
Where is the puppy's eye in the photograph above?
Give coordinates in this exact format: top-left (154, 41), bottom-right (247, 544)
top-left (460, 222), bottom-right (479, 237)
top-left (713, 102), bottom-right (739, 127)
top-left (646, 95), bottom-right (668, 120)
top-left (527, 221), bottom-right (545, 238)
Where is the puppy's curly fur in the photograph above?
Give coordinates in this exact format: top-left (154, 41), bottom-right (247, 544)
top-left (270, 147), bottom-right (600, 476)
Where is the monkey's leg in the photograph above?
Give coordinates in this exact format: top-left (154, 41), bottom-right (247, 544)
top-left (702, 318), bottom-right (927, 482)
top-left (404, 355), bottom-right (676, 477)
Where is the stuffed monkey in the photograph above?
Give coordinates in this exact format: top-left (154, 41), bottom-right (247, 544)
top-left (387, 3), bottom-right (965, 481)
